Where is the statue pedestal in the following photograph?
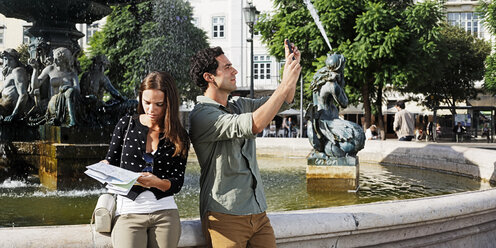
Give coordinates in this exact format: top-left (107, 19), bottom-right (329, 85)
top-left (10, 141), bottom-right (108, 190)
top-left (306, 152), bottom-right (359, 192)
top-left (1, 125), bottom-right (111, 190)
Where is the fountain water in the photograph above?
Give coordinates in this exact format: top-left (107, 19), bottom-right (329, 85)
top-left (303, 0), bottom-right (333, 52)
top-left (0, 155), bottom-right (485, 227)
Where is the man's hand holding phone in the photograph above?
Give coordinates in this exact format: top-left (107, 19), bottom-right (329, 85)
top-left (285, 39), bottom-right (300, 62)
top-left (281, 39), bottom-right (302, 96)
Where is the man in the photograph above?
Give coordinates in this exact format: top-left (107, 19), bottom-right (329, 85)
top-left (365, 124), bottom-right (379, 140)
top-left (453, 122), bottom-right (465, 143)
top-left (189, 41), bottom-right (301, 247)
top-left (0, 49), bottom-right (29, 122)
top-left (393, 100), bottom-right (415, 141)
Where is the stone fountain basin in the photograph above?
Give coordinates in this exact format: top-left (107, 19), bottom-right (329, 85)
top-left (0, 0), bottom-right (146, 24)
top-left (2, 139), bottom-right (496, 247)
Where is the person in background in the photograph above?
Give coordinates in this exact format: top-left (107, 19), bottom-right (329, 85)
top-left (482, 123), bottom-right (490, 143)
top-left (365, 124), bottom-right (379, 140)
top-left (188, 41), bottom-right (301, 247)
top-left (103, 71), bottom-right (190, 248)
top-left (281, 117), bottom-right (289, 137)
top-left (436, 123), bottom-right (442, 140)
top-left (393, 100), bottom-right (415, 141)
top-left (415, 127), bottom-right (424, 141)
top-left (287, 116), bottom-right (294, 137)
top-left (453, 122), bottom-right (465, 143)
top-left (426, 121), bottom-right (433, 141)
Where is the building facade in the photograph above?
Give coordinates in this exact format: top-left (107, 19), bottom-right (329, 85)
top-left (0, 14), bottom-right (104, 53)
top-left (444, 0), bottom-right (493, 42)
top-left (186, 0), bottom-right (281, 97)
top-left (0, 0), bottom-right (494, 110)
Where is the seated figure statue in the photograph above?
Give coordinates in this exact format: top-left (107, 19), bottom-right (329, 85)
top-left (0, 48), bottom-right (29, 122)
top-left (80, 55), bottom-right (126, 106)
top-left (30, 47), bottom-right (79, 127)
top-left (79, 54), bottom-right (136, 126)
top-left (306, 53), bottom-right (365, 158)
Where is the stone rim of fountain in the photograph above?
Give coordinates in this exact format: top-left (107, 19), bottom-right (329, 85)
top-left (2, 140), bottom-right (496, 247)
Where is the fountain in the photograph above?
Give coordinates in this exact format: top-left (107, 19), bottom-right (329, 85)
top-left (0, 153), bottom-right (486, 227)
top-left (0, 0), bottom-right (141, 189)
top-left (2, 139), bottom-right (496, 247)
top-left (303, 0), bottom-right (365, 192)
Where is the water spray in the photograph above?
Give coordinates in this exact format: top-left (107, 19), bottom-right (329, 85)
top-left (303, 0), bottom-right (333, 52)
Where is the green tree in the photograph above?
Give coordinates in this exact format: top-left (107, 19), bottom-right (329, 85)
top-left (256, 0), bottom-right (443, 133)
top-left (84, 0), bottom-right (208, 100)
top-left (15, 43), bottom-right (30, 66)
top-left (139, 0), bottom-right (208, 99)
top-left (407, 24), bottom-right (491, 115)
top-left (480, 0), bottom-right (496, 94)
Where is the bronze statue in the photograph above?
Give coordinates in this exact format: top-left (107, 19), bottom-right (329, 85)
top-left (80, 54), bottom-right (126, 105)
top-left (30, 47), bottom-right (79, 126)
top-left (0, 49), bottom-right (29, 122)
top-left (306, 53), bottom-right (365, 158)
top-left (78, 54), bottom-right (136, 126)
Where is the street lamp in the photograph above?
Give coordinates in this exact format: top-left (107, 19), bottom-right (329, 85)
top-left (243, 1), bottom-right (259, 98)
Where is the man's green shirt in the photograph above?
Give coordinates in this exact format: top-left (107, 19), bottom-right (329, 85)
top-left (189, 95), bottom-right (288, 218)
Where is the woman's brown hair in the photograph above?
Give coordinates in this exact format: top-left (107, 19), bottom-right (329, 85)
top-left (138, 71), bottom-right (189, 157)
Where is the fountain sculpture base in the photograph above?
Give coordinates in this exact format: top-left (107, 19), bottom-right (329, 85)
top-left (306, 151), bottom-right (359, 192)
top-left (0, 125), bottom-right (111, 190)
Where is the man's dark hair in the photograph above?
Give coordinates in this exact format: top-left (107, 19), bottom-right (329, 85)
top-left (189, 47), bottom-right (224, 92)
top-left (395, 100), bottom-right (405, 109)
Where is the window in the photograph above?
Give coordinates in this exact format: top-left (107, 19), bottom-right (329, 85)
top-left (0, 26), bottom-right (4, 46)
top-left (254, 55), bottom-right (271, 80)
top-left (23, 25), bottom-right (32, 44)
top-left (192, 17), bottom-right (199, 27)
top-left (86, 23), bottom-right (99, 44)
top-left (447, 12), bottom-right (484, 38)
top-left (212, 16), bottom-right (225, 38)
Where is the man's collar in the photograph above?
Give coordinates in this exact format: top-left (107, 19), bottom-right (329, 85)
top-left (196, 95), bottom-right (233, 113)
top-left (196, 95), bottom-right (222, 106)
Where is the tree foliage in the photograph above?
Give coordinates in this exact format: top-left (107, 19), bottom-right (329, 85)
top-left (15, 43), bottom-right (30, 66)
top-left (83, 0), bottom-right (208, 100)
top-left (256, 0), bottom-right (443, 129)
top-left (479, 0), bottom-right (496, 95)
top-left (407, 24), bottom-right (491, 113)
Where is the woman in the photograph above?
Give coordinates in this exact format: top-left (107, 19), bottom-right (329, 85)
top-left (103, 71), bottom-right (189, 248)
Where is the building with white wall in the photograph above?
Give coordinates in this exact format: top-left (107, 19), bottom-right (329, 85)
top-left (187, 0), bottom-right (281, 97)
top-left (444, 0), bottom-right (493, 42)
top-left (0, 13), bottom-right (104, 53)
top-left (0, 14), bottom-right (30, 51)
top-left (75, 18), bottom-right (107, 51)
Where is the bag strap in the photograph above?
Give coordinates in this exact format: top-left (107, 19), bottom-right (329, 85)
top-left (120, 115), bottom-right (133, 168)
top-left (90, 115), bottom-right (133, 242)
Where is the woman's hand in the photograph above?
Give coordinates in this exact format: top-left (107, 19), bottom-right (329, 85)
top-left (137, 172), bottom-right (171, 192)
top-left (100, 159), bottom-right (109, 164)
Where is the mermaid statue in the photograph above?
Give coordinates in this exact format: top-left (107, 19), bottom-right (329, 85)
top-left (306, 53), bottom-right (365, 161)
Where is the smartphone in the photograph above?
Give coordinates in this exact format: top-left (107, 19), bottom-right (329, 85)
top-left (286, 39), bottom-right (295, 60)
